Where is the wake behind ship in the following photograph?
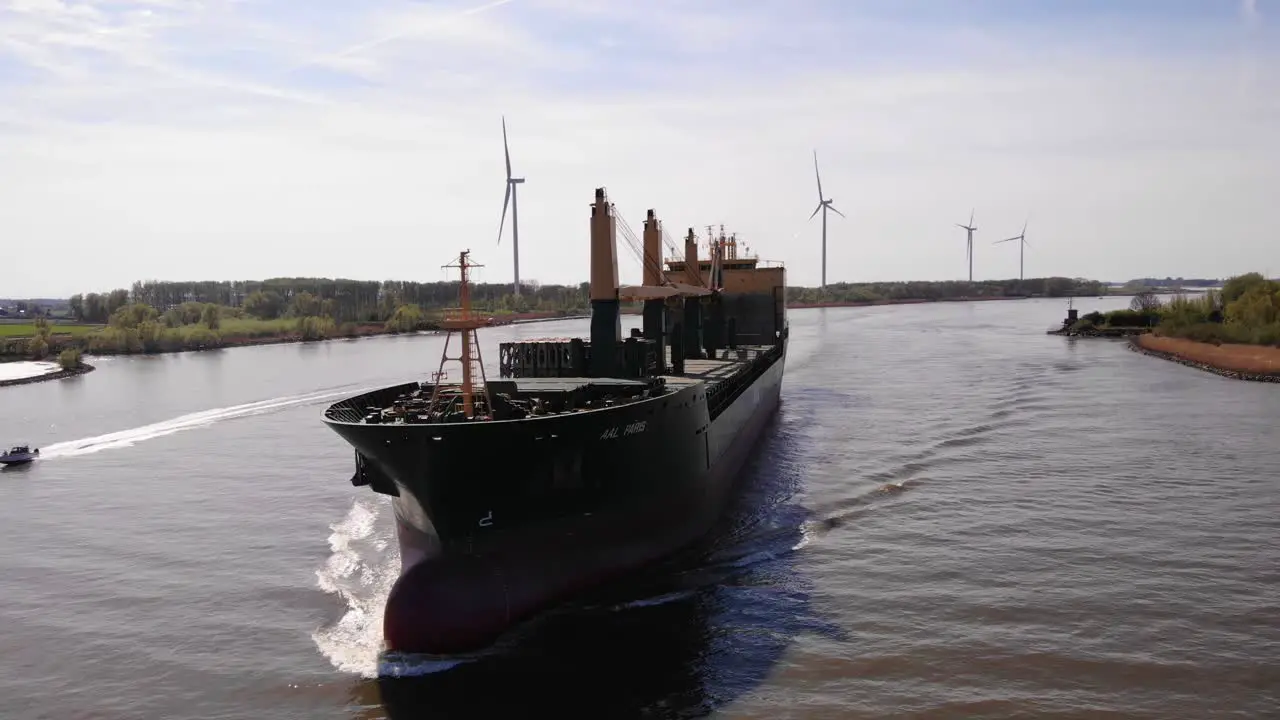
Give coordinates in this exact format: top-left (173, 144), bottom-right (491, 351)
top-left (322, 188), bottom-right (788, 654)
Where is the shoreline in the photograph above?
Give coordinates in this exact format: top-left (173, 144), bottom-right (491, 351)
top-left (0, 312), bottom-right (590, 364)
top-left (787, 295), bottom-right (1030, 310)
top-left (1127, 335), bottom-right (1280, 383)
top-left (0, 361), bottom-right (96, 388)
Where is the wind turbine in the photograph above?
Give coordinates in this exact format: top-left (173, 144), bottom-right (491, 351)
top-left (496, 116), bottom-right (525, 297)
top-left (808, 150), bottom-right (846, 289)
top-left (994, 219), bottom-right (1030, 281)
top-left (956, 210), bottom-right (977, 282)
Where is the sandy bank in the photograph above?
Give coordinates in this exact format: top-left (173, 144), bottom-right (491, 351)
top-left (0, 362), bottom-right (96, 388)
top-left (1129, 335), bottom-right (1280, 383)
top-left (0, 360), bottom-right (60, 383)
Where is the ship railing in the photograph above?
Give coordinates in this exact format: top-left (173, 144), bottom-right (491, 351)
top-left (497, 337), bottom-right (661, 379)
top-left (437, 307), bottom-right (492, 326)
top-left (705, 341), bottom-right (781, 421)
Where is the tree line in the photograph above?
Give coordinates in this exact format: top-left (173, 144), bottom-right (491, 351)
top-left (67, 279), bottom-right (594, 324)
top-left (65, 275), bottom-right (1110, 325)
top-left (787, 276), bottom-right (1108, 305)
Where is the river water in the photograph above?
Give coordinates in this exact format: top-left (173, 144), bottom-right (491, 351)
top-left (1, 298), bottom-right (1277, 719)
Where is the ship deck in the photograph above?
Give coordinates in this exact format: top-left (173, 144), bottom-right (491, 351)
top-left (659, 344), bottom-right (773, 389)
top-left (324, 343), bottom-right (778, 425)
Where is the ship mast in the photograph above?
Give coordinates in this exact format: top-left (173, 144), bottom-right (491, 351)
top-left (430, 250), bottom-right (490, 419)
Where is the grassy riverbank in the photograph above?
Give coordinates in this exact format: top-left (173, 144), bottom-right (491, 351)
top-left (0, 322), bottom-right (101, 338)
top-left (1063, 272), bottom-right (1280, 381)
top-left (0, 305), bottom-right (597, 362)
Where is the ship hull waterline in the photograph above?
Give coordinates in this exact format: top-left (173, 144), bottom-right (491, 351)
top-left (331, 347), bottom-right (787, 656)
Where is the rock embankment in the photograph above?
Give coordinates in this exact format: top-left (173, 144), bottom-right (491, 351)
top-left (1048, 326), bottom-right (1149, 338)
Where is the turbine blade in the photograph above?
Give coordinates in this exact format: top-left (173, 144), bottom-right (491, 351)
top-left (828, 204), bottom-right (847, 219)
top-left (994, 236), bottom-right (1019, 244)
top-left (1022, 238), bottom-right (1032, 249)
top-left (502, 115), bottom-right (512, 179)
top-left (956, 223), bottom-right (968, 230)
top-left (497, 182), bottom-right (511, 246)
top-left (1021, 218), bottom-right (1028, 236)
top-left (808, 202), bottom-right (823, 220)
top-left (969, 208), bottom-right (974, 227)
top-left (813, 150), bottom-right (824, 202)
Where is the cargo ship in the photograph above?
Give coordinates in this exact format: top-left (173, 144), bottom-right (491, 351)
top-left (322, 188), bottom-right (788, 655)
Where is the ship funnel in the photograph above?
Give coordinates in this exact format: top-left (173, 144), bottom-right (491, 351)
top-left (643, 209), bottom-right (662, 287)
top-left (681, 228), bottom-right (704, 360)
top-left (684, 228), bottom-right (699, 286)
top-left (589, 187), bottom-right (621, 377)
top-left (641, 208), bottom-right (667, 372)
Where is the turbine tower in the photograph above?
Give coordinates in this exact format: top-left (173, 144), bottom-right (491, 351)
top-left (994, 219), bottom-right (1030, 281)
top-left (956, 209), bottom-right (977, 282)
top-left (496, 116), bottom-right (525, 297)
top-left (808, 150), bottom-right (846, 289)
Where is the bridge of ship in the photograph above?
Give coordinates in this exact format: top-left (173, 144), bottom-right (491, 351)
top-left (496, 339), bottom-right (772, 386)
top-left (477, 341), bottom-right (777, 425)
top-left (417, 187), bottom-right (786, 424)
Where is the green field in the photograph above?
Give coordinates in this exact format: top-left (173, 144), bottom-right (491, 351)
top-left (217, 317), bottom-right (296, 337)
top-left (0, 323), bottom-right (102, 337)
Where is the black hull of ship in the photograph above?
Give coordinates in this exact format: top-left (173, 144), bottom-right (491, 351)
top-left (324, 341), bottom-right (787, 655)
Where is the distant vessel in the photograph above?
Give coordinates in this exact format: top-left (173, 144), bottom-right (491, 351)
top-left (322, 188), bottom-right (789, 655)
top-left (0, 445), bottom-right (39, 466)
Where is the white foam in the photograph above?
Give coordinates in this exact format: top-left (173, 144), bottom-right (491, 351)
top-left (0, 361), bottom-right (60, 382)
top-left (793, 521), bottom-right (818, 551)
top-left (312, 498), bottom-right (399, 678)
top-left (40, 385), bottom-right (372, 459)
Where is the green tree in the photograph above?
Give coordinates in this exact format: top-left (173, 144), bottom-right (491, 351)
top-left (297, 315), bottom-right (335, 340)
top-left (385, 304), bottom-right (428, 333)
top-left (200, 304), bottom-right (221, 329)
top-left (243, 290), bottom-right (284, 320)
top-left (27, 335), bottom-right (49, 360)
top-left (288, 291), bottom-right (321, 318)
top-left (106, 288), bottom-right (130, 315)
top-left (1225, 285), bottom-right (1280, 326)
top-left (82, 293), bottom-right (107, 323)
top-left (1221, 272), bottom-right (1270, 304)
top-left (58, 348), bottom-right (82, 370)
top-left (109, 303), bottom-right (159, 329)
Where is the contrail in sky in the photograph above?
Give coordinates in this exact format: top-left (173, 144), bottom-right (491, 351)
top-left (1236, 0), bottom-right (1263, 99)
top-left (330, 0), bottom-right (516, 59)
top-left (1240, 0), bottom-right (1259, 24)
top-left (285, 0), bottom-right (517, 74)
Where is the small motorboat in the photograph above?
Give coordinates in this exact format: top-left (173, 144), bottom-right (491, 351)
top-left (0, 445), bottom-right (39, 466)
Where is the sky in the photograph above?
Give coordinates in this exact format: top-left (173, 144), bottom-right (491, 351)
top-left (1, 0), bottom-right (1277, 297)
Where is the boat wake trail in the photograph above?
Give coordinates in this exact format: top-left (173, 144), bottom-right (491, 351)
top-left (312, 498), bottom-right (400, 679)
top-left (40, 386), bottom-right (373, 459)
